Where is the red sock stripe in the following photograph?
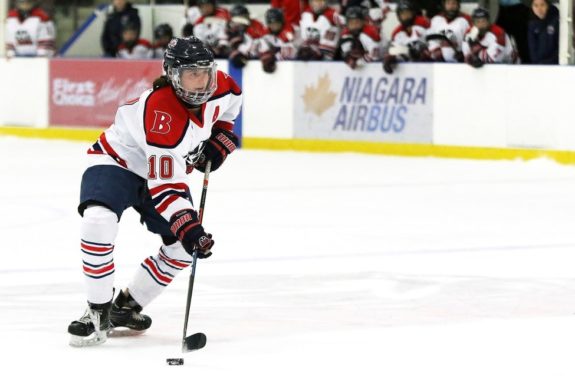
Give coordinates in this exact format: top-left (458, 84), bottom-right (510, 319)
top-left (83, 262), bottom-right (115, 275)
top-left (143, 258), bottom-right (173, 284)
top-left (159, 251), bottom-right (190, 269)
top-left (81, 242), bottom-right (114, 253)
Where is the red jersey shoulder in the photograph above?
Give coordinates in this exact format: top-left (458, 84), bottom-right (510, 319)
top-left (144, 86), bottom-right (190, 148)
top-left (490, 24), bottom-right (507, 46)
top-left (7, 9), bottom-right (20, 19)
top-left (30, 8), bottom-right (52, 22)
top-left (211, 71), bottom-right (242, 99)
top-left (322, 8), bottom-right (339, 26)
top-left (362, 25), bottom-right (381, 41)
top-left (414, 16), bottom-right (431, 28)
top-left (138, 38), bottom-right (152, 48)
top-left (248, 19), bottom-right (267, 38)
top-left (391, 25), bottom-right (404, 40)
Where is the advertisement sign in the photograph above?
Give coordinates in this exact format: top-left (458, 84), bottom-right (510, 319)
top-left (293, 63), bottom-right (433, 143)
top-left (50, 59), bottom-right (161, 127)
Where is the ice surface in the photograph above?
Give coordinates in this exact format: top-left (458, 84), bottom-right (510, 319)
top-left (1, 137), bottom-right (575, 382)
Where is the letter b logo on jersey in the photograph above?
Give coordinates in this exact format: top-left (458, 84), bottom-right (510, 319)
top-left (150, 110), bottom-right (172, 134)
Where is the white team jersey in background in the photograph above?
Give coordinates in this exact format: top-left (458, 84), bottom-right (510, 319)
top-left (5, 8), bottom-right (56, 57)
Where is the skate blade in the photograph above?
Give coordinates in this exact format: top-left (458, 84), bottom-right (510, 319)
top-left (107, 328), bottom-right (147, 338)
top-left (69, 331), bottom-right (107, 347)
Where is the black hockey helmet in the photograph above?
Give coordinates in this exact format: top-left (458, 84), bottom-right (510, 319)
top-left (265, 8), bottom-right (284, 25)
top-left (396, 0), bottom-right (416, 27)
top-left (471, 7), bottom-right (490, 21)
top-left (230, 4), bottom-right (250, 19)
top-left (163, 37), bottom-right (218, 106)
top-left (345, 6), bottom-right (367, 21)
top-left (154, 23), bottom-right (174, 40)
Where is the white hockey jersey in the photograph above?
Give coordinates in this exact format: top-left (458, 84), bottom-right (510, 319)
top-left (193, 8), bottom-right (231, 50)
top-left (86, 71), bottom-right (242, 222)
top-left (427, 12), bottom-right (471, 62)
top-left (257, 24), bottom-right (298, 60)
top-left (340, 24), bottom-right (382, 65)
top-left (299, 7), bottom-right (341, 59)
top-left (5, 7), bottom-right (56, 57)
top-left (462, 24), bottom-right (518, 64)
top-left (116, 39), bottom-right (154, 59)
top-left (387, 16), bottom-right (430, 62)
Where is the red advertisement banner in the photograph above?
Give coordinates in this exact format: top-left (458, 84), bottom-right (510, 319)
top-left (49, 59), bottom-right (162, 127)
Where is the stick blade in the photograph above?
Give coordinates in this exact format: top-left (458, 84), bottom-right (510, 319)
top-left (182, 332), bottom-right (207, 352)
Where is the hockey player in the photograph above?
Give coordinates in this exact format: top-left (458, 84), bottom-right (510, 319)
top-left (5, 0), bottom-right (56, 57)
top-left (297, 0), bottom-right (341, 61)
top-left (257, 8), bottom-right (298, 73)
top-left (67, 37), bottom-right (241, 347)
top-left (153, 23), bottom-right (174, 59)
top-left (216, 4), bottom-right (267, 66)
top-left (192, 0), bottom-right (230, 54)
top-left (462, 7), bottom-right (519, 68)
top-left (426, 0), bottom-right (471, 62)
top-left (116, 23), bottom-right (153, 59)
top-left (339, 6), bottom-right (382, 70)
top-left (382, 0), bottom-right (430, 74)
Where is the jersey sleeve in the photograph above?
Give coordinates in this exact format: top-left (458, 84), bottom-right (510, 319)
top-left (212, 72), bottom-right (243, 132)
top-left (37, 16), bottom-right (56, 57)
top-left (5, 17), bottom-right (16, 57)
top-left (141, 88), bottom-right (196, 223)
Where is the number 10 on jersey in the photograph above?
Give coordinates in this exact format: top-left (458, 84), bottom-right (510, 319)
top-left (148, 155), bottom-right (174, 179)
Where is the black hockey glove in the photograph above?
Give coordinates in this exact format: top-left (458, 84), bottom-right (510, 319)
top-left (195, 127), bottom-right (239, 173)
top-left (383, 55), bottom-right (397, 75)
top-left (230, 50), bottom-right (248, 68)
top-left (170, 209), bottom-right (214, 258)
top-left (467, 54), bottom-right (484, 69)
top-left (260, 52), bottom-right (277, 74)
top-left (297, 45), bottom-right (322, 61)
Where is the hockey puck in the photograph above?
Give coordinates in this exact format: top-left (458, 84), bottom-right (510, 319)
top-left (166, 358), bottom-right (184, 366)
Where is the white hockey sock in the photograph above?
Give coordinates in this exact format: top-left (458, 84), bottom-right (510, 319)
top-left (81, 206), bottom-right (118, 304)
top-left (128, 242), bottom-right (192, 307)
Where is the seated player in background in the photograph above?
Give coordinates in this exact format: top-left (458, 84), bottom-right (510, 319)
top-left (339, 6), bottom-right (382, 70)
top-left (257, 8), bottom-right (298, 73)
top-left (192, 0), bottom-right (230, 55)
top-left (5, 0), bottom-right (56, 57)
top-left (215, 4), bottom-right (266, 66)
top-left (153, 23), bottom-right (174, 59)
top-left (382, 0), bottom-right (430, 74)
top-left (426, 0), bottom-right (471, 62)
top-left (116, 23), bottom-right (153, 59)
top-left (462, 7), bottom-right (519, 68)
top-left (297, 0), bottom-right (341, 61)
top-left (68, 37), bottom-right (241, 347)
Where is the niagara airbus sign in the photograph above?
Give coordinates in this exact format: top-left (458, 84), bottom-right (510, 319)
top-left (294, 63), bottom-right (433, 143)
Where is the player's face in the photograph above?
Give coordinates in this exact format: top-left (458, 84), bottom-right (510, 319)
top-left (181, 68), bottom-right (211, 92)
top-left (200, 4), bottom-right (215, 17)
top-left (268, 21), bottom-right (283, 34)
top-left (122, 29), bottom-right (138, 44)
top-left (443, 0), bottom-right (459, 13)
top-left (473, 17), bottom-right (490, 33)
top-left (347, 19), bottom-right (364, 35)
top-left (398, 10), bottom-right (414, 24)
top-left (113, 0), bottom-right (127, 11)
top-left (310, 0), bottom-right (326, 14)
top-left (531, 0), bottom-right (549, 19)
top-left (16, 0), bottom-right (34, 12)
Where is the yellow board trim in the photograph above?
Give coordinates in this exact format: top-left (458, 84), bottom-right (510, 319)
top-left (242, 137), bottom-right (575, 165)
top-left (0, 126), bottom-right (103, 142)
top-left (1, 127), bottom-right (575, 164)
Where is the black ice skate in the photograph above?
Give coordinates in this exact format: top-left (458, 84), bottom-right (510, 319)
top-left (68, 301), bottom-right (112, 347)
top-left (109, 289), bottom-right (152, 335)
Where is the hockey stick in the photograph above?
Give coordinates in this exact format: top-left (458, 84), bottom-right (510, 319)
top-left (182, 160), bottom-right (211, 352)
